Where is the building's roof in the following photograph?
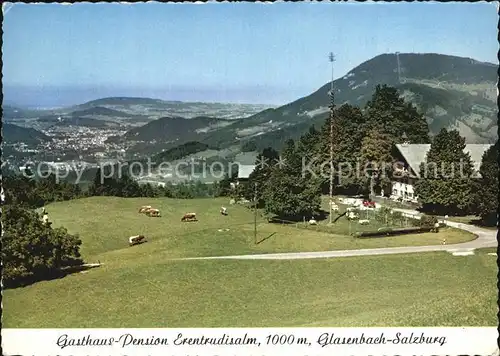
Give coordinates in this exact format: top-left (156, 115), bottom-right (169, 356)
top-left (464, 144), bottom-right (495, 170)
top-left (237, 164), bottom-right (256, 179)
top-left (395, 143), bottom-right (494, 178)
top-left (235, 151), bottom-right (258, 165)
top-left (395, 144), bottom-right (431, 177)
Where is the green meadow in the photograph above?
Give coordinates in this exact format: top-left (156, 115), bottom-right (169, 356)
top-left (4, 196), bottom-right (494, 328)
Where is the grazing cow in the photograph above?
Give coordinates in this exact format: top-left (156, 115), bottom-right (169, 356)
top-left (220, 206), bottom-right (228, 216)
top-left (358, 219), bottom-right (370, 225)
top-left (139, 205), bottom-right (152, 213)
top-left (129, 235), bottom-right (146, 246)
top-left (147, 209), bottom-right (161, 217)
top-left (181, 213), bottom-right (197, 222)
top-left (309, 217), bottom-right (317, 225)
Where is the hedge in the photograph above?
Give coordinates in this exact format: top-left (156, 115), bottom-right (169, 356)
top-left (354, 226), bottom-right (433, 238)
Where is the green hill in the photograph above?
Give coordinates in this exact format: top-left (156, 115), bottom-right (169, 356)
top-left (73, 97), bottom-right (167, 109)
top-left (68, 106), bottom-right (148, 119)
top-left (37, 115), bottom-right (119, 128)
top-left (3, 123), bottom-right (52, 145)
top-left (115, 116), bottom-right (234, 145)
top-left (151, 141), bottom-right (217, 162)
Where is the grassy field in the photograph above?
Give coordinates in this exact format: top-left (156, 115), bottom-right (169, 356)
top-left (4, 247), bottom-right (497, 327)
top-left (3, 196), bottom-right (492, 328)
top-left (42, 196), bottom-right (474, 260)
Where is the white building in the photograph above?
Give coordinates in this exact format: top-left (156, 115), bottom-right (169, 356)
top-left (391, 181), bottom-right (417, 202)
top-left (391, 143), bottom-right (493, 203)
top-left (236, 164), bottom-right (256, 185)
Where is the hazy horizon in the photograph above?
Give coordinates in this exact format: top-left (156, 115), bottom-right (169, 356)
top-left (3, 2), bottom-right (498, 108)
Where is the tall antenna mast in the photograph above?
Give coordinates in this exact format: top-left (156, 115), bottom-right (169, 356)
top-left (328, 52), bottom-right (335, 224)
top-left (396, 51), bottom-right (401, 83)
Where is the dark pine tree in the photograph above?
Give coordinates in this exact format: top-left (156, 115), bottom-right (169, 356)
top-left (364, 84), bottom-right (430, 144)
top-left (472, 141), bottom-right (498, 226)
top-left (414, 128), bottom-right (474, 215)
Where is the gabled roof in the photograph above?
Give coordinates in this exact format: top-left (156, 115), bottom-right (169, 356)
top-left (464, 144), bottom-right (495, 171)
top-left (237, 164), bottom-right (256, 179)
top-left (395, 144), bottom-right (431, 177)
top-left (395, 143), bottom-right (494, 178)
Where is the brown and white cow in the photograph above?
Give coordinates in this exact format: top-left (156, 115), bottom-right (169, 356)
top-left (129, 235), bottom-right (146, 246)
top-left (147, 209), bottom-right (161, 217)
top-left (138, 205), bottom-right (153, 213)
top-left (181, 213), bottom-right (197, 222)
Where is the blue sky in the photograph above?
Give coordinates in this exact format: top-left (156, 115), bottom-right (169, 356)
top-left (3, 2), bottom-right (498, 107)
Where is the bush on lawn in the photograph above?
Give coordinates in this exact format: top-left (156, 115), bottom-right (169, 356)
top-left (413, 214), bottom-right (439, 228)
top-left (2, 205), bottom-right (84, 288)
top-left (375, 206), bottom-right (392, 223)
top-left (354, 226), bottom-right (432, 238)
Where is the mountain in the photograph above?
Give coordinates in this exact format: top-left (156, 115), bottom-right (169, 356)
top-left (5, 97), bottom-right (274, 130)
top-left (151, 141), bottom-right (216, 162)
top-left (3, 123), bottom-right (52, 145)
top-left (69, 97), bottom-right (274, 121)
top-left (68, 106), bottom-right (147, 119)
top-left (74, 97), bottom-right (168, 109)
top-left (112, 116), bottom-right (233, 144)
top-left (208, 53), bottom-right (497, 149)
top-left (37, 115), bottom-right (120, 128)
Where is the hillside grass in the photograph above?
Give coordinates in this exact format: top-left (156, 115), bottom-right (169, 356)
top-left (44, 197), bottom-right (474, 260)
top-left (3, 196), bottom-right (491, 328)
top-left (4, 248), bottom-right (496, 327)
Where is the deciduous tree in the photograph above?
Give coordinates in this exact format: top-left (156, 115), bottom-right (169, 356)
top-left (262, 139), bottom-right (321, 219)
top-left (2, 205), bottom-right (83, 288)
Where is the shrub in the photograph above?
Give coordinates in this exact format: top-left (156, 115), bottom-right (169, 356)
top-left (375, 206), bottom-right (392, 223)
top-left (354, 226), bottom-right (431, 238)
top-left (417, 214), bottom-right (439, 228)
top-left (2, 205), bottom-right (83, 288)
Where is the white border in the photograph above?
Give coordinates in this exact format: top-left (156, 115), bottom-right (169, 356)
top-left (2, 327), bottom-right (498, 355)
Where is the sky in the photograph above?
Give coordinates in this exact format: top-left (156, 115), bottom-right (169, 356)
top-left (3, 1), bottom-right (498, 107)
